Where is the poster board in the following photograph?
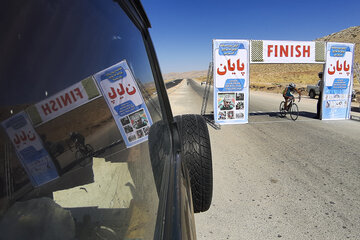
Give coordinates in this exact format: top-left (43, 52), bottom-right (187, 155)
top-left (213, 39), bottom-right (250, 124)
top-left (1, 112), bottom-right (59, 187)
top-left (94, 60), bottom-right (152, 148)
top-left (321, 42), bottom-right (354, 120)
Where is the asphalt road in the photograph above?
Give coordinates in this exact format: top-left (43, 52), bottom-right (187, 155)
top-left (168, 79), bottom-right (360, 240)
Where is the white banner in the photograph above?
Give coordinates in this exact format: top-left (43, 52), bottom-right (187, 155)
top-left (35, 81), bottom-right (96, 124)
top-left (251, 40), bottom-right (324, 64)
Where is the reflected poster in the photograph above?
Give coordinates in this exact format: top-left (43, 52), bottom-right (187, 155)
top-left (94, 60), bottom-right (152, 148)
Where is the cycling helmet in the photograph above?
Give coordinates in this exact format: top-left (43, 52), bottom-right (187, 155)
top-left (289, 83), bottom-right (296, 89)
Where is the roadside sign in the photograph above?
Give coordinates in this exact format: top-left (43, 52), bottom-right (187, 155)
top-left (321, 42), bottom-right (354, 120)
top-left (213, 39), bottom-right (250, 124)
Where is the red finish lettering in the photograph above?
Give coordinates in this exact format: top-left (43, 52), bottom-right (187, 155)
top-left (280, 45), bottom-right (288, 57)
top-left (74, 88), bottom-right (83, 100)
top-left (295, 45), bottom-right (301, 57)
top-left (60, 93), bottom-right (72, 107)
top-left (41, 104), bottom-right (51, 116)
top-left (267, 45), bottom-right (273, 57)
top-left (275, 45), bottom-right (278, 57)
top-left (50, 100), bottom-right (58, 111)
top-left (70, 91), bottom-right (76, 102)
top-left (56, 98), bottom-right (63, 109)
top-left (303, 45), bottom-right (310, 57)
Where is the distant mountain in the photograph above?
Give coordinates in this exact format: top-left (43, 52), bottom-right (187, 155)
top-left (316, 26), bottom-right (360, 63)
top-left (163, 70), bottom-right (207, 81)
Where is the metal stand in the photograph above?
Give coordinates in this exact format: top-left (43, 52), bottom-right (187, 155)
top-left (201, 62), bottom-right (220, 130)
top-left (354, 62), bottom-right (360, 84)
top-left (4, 144), bottom-right (14, 200)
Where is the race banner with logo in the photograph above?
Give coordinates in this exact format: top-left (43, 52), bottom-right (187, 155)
top-left (250, 40), bottom-right (326, 64)
top-left (1, 112), bottom-right (59, 187)
top-left (321, 42), bottom-right (354, 120)
top-left (213, 39), bottom-right (250, 124)
top-left (94, 60), bottom-right (152, 148)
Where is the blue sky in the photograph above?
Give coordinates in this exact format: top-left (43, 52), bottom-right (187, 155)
top-left (142, 0), bottom-right (360, 74)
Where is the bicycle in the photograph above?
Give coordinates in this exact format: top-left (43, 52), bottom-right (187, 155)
top-left (68, 132), bottom-right (94, 167)
top-left (279, 97), bottom-right (300, 121)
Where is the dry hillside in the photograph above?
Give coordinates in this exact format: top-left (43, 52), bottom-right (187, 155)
top-left (164, 26), bottom-right (360, 93)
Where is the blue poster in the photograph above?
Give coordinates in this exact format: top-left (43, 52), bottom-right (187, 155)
top-left (93, 60), bottom-right (152, 148)
top-left (1, 112), bottom-right (59, 187)
top-left (322, 43), bottom-right (354, 120)
top-left (213, 40), bottom-right (250, 124)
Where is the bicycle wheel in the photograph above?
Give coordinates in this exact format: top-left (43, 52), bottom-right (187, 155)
top-left (290, 103), bottom-right (299, 121)
top-left (279, 101), bottom-right (286, 118)
top-left (85, 144), bottom-right (94, 154)
top-left (79, 144), bottom-right (94, 167)
top-left (75, 150), bottom-right (84, 161)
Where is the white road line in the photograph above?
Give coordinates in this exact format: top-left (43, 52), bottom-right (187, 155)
top-left (249, 119), bottom-right (319, 124)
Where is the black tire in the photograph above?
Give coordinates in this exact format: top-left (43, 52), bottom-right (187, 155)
top-left (309, 90), bottom-right (316, 99)
top-left (290, 103), bottom-right (299, 121)
top-left (279, 101), bottom-right (286, 118)
top-left (175, 114), bottom-right (213, 213)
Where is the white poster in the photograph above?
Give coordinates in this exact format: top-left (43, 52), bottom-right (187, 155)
top-left (321, 42), bottom-right (354, 120)
top-left (213, 39), bottom-right (250, 124)
top-left (94, 60), bottom-right (152, 148)
top-left (1, 112), bottom-right (59, 187)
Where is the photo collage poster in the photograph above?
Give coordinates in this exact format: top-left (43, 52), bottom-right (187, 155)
top-left (213, 39), bottom-right (249, 124)
top-left (94, 60), bottom-right (152, 148)
top-left (322, 43), bottom-right (354, 120)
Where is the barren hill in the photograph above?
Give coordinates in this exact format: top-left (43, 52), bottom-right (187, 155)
top-left (164, 26), bottom-right (360, 92)
top-left (316, 26), bottom-right (360, 64)
top-left (163, 70), bottom-right (207, 81)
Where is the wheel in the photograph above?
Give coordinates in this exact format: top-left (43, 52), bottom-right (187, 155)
top-left (175, 114), bottom-right (213, 213)
top-left (290, 103), bottom-right (299, 121)
top-left (85, 144), bottom-right (94, 154)
top-left (309, 90), bottom-right (316, 99)
top-left (279, 101), bottom-right (286, 118)
top-left (75, 150), bottom-right (84, 161)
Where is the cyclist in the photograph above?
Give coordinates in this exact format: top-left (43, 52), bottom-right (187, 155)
top-left (70, 132), bottom-right (85, 148)
top-left (282, 83), bottom-right (301, 110)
